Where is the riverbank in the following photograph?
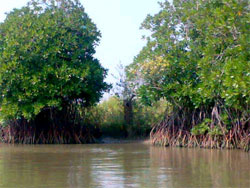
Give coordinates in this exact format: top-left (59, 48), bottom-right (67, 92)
top-left (1, 121), bottom-right (248, 152)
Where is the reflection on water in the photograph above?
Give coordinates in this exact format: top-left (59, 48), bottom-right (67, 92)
top-left (0, 143), bottom-right (249, 188)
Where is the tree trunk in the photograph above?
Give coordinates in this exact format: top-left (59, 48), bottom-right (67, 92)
top-left (124, 99), bottom-right (133, 126)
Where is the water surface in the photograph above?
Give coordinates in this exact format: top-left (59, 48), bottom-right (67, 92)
top-left (0, 143), bottom-right (249, 188)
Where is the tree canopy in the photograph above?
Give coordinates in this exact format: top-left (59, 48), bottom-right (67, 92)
top-left (0, 0), bottom-right (110, 120)
top-left (127, 0), bottom-right (249, 110)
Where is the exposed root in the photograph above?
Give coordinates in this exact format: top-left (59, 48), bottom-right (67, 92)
top-left (0, 124), bottom-right (98, 144)
top-left (150, 107), bottom-right (250, 151)
top-left (0, 107), bottom-right (100, 144)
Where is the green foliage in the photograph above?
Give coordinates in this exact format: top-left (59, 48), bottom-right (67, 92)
top-left (95, 96), bottom-right (124, 127)
top-left (82, 96), bottom-right (125, 137)
top-left (191, 118), bottom-right (225, 136)
top-left (86, 96), bottom-right (169, 137)
top-left (0, 116), bottom-right (6, 127)
top-left (191, 119), bottom-right (211, 135)
top-left (127, 0), bottom-right (249, 111)
top-left (133, 98), bottom-right (169, 127)
top-left (0, 0), bottom-right (109, 120)
top-left (208, 126), bottom-right (224, 136)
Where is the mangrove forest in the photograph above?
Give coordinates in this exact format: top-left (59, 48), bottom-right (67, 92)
top-left (0, 0), bottom-right (249, 152)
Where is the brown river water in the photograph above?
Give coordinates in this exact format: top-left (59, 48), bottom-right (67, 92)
top-left (0, 143), bottom-right (249, 188)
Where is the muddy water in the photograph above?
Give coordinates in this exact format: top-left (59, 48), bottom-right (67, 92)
top-left (0, 143), bottom-right (249, 188)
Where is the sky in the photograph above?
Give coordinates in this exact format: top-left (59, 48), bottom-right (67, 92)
top-left (0, 0), bottom-right (162, 86)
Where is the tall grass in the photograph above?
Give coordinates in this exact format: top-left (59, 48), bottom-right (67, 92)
top-left (85, 96), bottom-right (169, 138)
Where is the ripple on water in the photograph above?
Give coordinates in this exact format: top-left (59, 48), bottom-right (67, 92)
top-left (0, 143), bottom-right (249, 188)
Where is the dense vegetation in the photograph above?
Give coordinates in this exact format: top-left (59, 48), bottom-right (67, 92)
top-left (0, 0), bottom-right (109, 143)
top-left (127, 0), bottom-right (249, 150)
top-left (0, 0), bottom-right (248, 150)
top-left (85, 96), bottom-right (168, 138)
